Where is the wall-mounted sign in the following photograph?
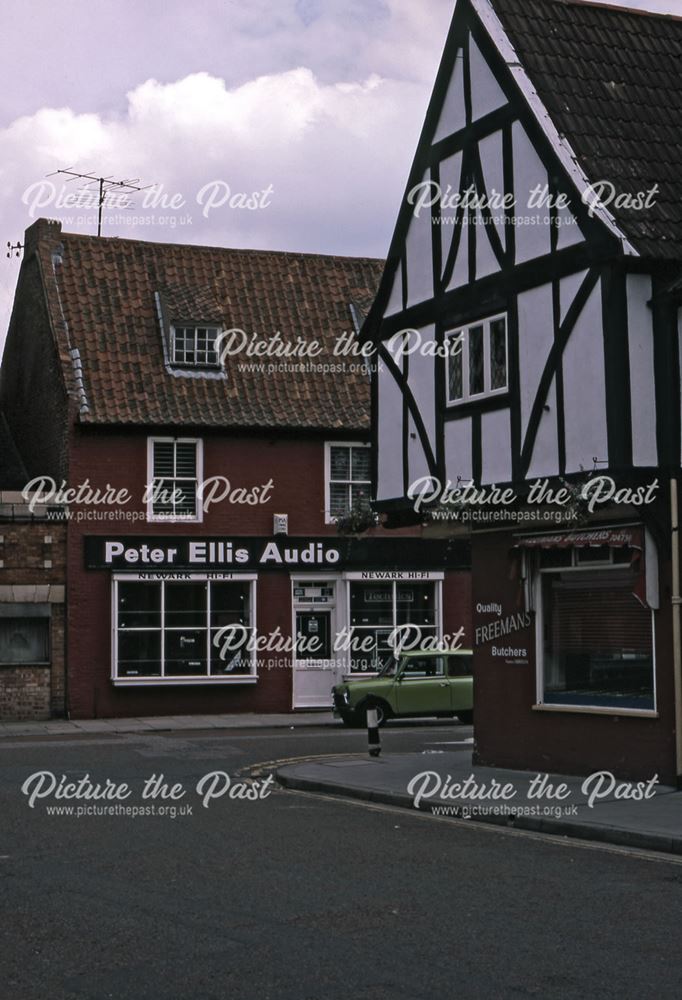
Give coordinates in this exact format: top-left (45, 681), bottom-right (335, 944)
top-left (475, 611), bottom-right (532, 647)
top-left (85, 537), bottom-right (464, 573)
top-left (474, 603), bottom-right (533, 664)
top-left (365, 589), bottom-right (393, 603)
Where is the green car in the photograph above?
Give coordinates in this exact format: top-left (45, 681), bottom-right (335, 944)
top-left (332, 649), bottom-right (473, 727)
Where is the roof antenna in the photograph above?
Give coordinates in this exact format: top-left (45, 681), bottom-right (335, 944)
top-left (46, 168), bottom-right (153, 237)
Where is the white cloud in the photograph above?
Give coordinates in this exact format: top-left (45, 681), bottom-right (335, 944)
top-left (0, 61), bottom-right (431, 352)
top-left (1, 0), bottom-right (678, 355)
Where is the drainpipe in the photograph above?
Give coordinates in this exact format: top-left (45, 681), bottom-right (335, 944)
top-left (671, 477), bottom-right (682, 786)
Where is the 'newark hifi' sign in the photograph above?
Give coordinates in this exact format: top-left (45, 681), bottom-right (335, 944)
top-left (84, 536), bottom-right (469, 572)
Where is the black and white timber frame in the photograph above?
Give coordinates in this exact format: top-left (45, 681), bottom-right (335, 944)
top-left (364, 0), bottom-right (682, 512)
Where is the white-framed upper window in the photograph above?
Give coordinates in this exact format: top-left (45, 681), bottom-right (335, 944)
top-left (325, 442), bottom-right (371, 522)
top-left (446, 313), bottom-right (508, 404)
top-left (112, 575), bottom-right (257, 684)
top-left (147, 438), bottom-right (203, 522)
top-left (171, 326), bottom-right (220, 368)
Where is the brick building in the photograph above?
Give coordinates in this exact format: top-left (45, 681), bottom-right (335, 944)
top-left (0, 220), bottom-right (470, 719)
top-left (0, 413), bottom-right (66, 719)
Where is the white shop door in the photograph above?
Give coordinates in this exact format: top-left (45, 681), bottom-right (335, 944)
top-left (292, 606), bottom-right (343, 709)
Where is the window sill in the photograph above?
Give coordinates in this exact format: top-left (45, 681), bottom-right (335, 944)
top-left (0, 661), bottom-right (50, 668)
top-left (112, 676), bottom-right (259, 687)
top-left (532, 703), bottom-right (658, 719)
top-left (146, 517), bottom-right (203, 525)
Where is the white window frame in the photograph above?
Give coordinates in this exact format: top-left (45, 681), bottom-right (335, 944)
top-left (343, 574), bottom-right (444, 675)
top-left (324, 441), bottom-right (372, 524)
top-left (111, 573), bottom-right (258, 686)
top-left (170, 325), bottom-right (221, 368)
top-left (533, 563), bottom-right (657, 716)
top-left (445, 312), bottom-right (508, 405)
top-left (146, 437), bottom-right (204, 524)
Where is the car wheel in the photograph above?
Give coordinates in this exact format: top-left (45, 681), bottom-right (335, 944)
top-left (456, 710), bottom-right (473, 725)
top-left (340, 711), bottom-right (361, 728)
top-left (359, 699), bottom-right (390, 727)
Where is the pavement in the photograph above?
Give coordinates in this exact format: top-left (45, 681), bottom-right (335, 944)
top-left (277, 749), bottom-right (682, 856)
top-left (0, 710), bottom-right (336, 737)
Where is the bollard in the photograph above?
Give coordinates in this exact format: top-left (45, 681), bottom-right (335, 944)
top-left (367, 707), bottom-right (381, 758)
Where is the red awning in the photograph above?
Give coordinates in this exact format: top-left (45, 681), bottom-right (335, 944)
top-left (513, 525), bottom-right (650, 608)
top-left (514, 527), bottom-right (642, 550)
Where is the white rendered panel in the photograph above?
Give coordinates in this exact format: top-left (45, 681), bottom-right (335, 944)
top-left (512, 121), bottom-right (551, 264)
top-left (481, 408), bottom-right (512, 484)
top-left (405, 170), bottom-right (435, 307)
top-left (408, 415), bottom-right (431, 487)
top-left (447, 218), bottom-right (470, 291)
top-left (433, 43), bottom-right (467, 143)
top-left (556, 205), bottom-right (584, 250)
top-left (405, 325), bottom-right (437, 453)
top-left (384, 261), bottom-right (403, 317)
top-left (560, 270), bottom-right (588, 325)
top-left (470, 37), bottom-right (507, 121)
top-left (517, 283), bottom-right (554, 439)
top-left (444, 417), bottom-right (473, 484)
top-left (377, 362), bottom-right (405, 500)
top-left (562, 282), bottom-right (608, 472)
top-left (475, 205), bottom-right (499, 280)
top-left (627, 274), bottom-right (657, 467)
top-left (439, 151), bottom-right (463, 270)
top-left (479, 129), bottom-right (506, 254)
top-left (527, 381), bottom-right (559, 480)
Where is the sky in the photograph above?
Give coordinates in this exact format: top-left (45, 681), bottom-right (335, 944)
top-left (0, 0), bottom-right (679, 352)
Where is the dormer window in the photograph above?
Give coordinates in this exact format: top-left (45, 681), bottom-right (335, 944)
top-left (171, 325), bottom-right (220, 368)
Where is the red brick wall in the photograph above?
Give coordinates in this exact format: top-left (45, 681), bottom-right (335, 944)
top-left (442, 571), bottom-right (473, 647)
top-left (0, 522), bottom-right (66, 583)
top-left (471, 517), bottom-right (675, 784)
top-left (0, 519), bottom-right (66, 719)
top-left (0, 251), bottom-right (70, 482)
top-left (0, 666), bottom-right (51, 719)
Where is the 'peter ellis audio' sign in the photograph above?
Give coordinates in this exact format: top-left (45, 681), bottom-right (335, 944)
top-left (86, 538), bottom-right (342, 570)
top-left (84, 536), bottom-right (467, 572)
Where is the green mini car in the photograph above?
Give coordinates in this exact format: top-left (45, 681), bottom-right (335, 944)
top-left (332, 649), bottom-right (473, 727)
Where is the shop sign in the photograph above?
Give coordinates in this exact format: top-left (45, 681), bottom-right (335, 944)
top-left (474, 601), bottom-right (532, 664)
top-left (84, 537), bottom-right (459, 573)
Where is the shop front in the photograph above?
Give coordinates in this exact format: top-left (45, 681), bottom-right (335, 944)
top-left (79, 535), bottom-right (468, 717)
top-left (291, 572), bottom-right (444, 707)
top-left (472, 519), bottom-right (674, 784)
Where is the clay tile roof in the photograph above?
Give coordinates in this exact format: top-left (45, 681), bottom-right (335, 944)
top-left (490, 0), bottom-right (682, 258)
top-left (33, 224), bottom-right (383, 430)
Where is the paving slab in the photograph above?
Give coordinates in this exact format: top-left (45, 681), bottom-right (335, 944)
top-left (69, 721), bottom-right (120, 733)
top-left (276, 751), bottom-right (682, 856)
top-left (0, 711), bottom-right (337, 739)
